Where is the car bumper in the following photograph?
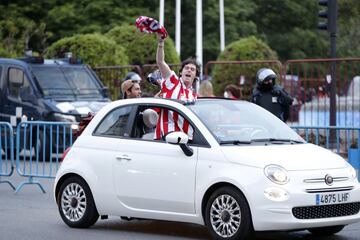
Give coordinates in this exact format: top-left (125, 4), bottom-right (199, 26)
top-left (250, 184), bottom-right (360, 231)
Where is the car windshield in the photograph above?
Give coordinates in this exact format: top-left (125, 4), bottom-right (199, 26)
top-left (31, 66), bottom-right (103, 99)
top-left (187, 99), bottom-right (304, 144)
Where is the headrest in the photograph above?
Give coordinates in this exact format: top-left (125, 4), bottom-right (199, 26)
top-left (142, 109), bottom-right (158, 128)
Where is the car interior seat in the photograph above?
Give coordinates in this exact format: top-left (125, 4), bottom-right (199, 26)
top-left (141, 108), bottom-right (159, 139)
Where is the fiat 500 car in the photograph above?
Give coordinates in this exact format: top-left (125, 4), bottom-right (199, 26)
top-left (54, 98), bottom-right (360, 240)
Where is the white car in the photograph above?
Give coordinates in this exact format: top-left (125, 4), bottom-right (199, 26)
top-left (54, 98), bottom-right (360, 240)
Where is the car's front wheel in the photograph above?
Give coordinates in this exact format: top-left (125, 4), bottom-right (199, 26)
top-left (57, 176), bottom-right (99, 228)
top-left (205, 186), bottom-right (253, 240)
top-left (307, 225), bottom-right (345, 236)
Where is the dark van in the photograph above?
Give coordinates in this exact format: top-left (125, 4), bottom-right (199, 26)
top-left (0, 56), bottom-right (111, 156)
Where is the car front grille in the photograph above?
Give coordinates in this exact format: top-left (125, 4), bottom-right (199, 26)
top-left (292, 202), bottom-right (360, 219)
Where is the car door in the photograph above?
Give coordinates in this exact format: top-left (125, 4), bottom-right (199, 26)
top-left (2, 66), bottom-right (42, 123)
top-left (113, 105), bottom-right (198, 214)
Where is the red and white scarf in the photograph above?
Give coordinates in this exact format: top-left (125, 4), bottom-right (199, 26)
top-left (135, 16), bottom-right (168, 39)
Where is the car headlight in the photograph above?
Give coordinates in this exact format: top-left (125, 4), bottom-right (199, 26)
top-left (52, 112), bottom-right (77, 122)
top-left (52, 113), bottom-right (79, 130)
top-left (348, 166), bottom-right (357, 180)
top-left (264, 165), bottom-right (289, 185)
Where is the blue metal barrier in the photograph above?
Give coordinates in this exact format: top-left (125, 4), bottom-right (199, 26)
top-left (291, 126), bottom-right (360, 179)
top-left (291, 126), bottom-right (359, 154)
top-left (15, 121), bottom-right (74, 193)
top-left (0, 122), bottom-right (15, 190)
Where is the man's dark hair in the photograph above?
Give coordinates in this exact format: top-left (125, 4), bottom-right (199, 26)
top-left (225, 84), bottom-right (241, 99)
top-left (180, 57), bottom-right (201, 77)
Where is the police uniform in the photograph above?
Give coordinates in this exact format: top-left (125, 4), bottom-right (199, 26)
top-left (251, 68), bottom-right (293, 122)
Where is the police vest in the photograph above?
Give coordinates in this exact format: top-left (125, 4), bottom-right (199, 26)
top-left (254, 92), bottom-right (283, 120)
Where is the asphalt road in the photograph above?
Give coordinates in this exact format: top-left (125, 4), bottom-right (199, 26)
top-left (1, 171), bottom-right (360, 240)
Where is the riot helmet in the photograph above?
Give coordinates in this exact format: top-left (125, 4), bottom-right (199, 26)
top-left (124, 72), bottom-right (141, 81)
top-left (256, 68), bottom-right (277, 86)
top-left (147, 70), bottom-right (162, 87)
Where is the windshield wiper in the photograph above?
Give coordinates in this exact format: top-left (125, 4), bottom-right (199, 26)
top-left (251, 138), bottom-right (304, 144)
top-left (219, 140), bottom-right (252, 145)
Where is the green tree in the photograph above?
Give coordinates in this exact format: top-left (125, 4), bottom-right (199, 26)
top-left (45, 33), bottom-right (129, 67)
top-left (0, 1), bottom-right (53, 56)
top-left (211, 36), bottom-right (278, 98)
top-left (1, 0), bottom-right (359, 63)
top-left (106, 24), bottom-right (180, 96)
top-left (337, 0), bottom-right (360, 57)
top-left (106, 24), bottom-right (180, 65)
top-left (163, 0), bottom-right (258, 63)
top-left (249, 0), bottom-right (328, 60)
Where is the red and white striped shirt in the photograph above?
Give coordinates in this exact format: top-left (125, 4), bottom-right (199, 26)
top-left (155, 71), bottom-right (196, 140)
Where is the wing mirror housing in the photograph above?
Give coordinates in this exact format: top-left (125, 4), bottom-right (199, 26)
top-left (165, 131), bottom-right (193, 156)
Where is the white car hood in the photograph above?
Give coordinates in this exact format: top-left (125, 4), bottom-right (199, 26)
top-left (56, 101), bottom-right (110, 115)
top-left (222, 143), bottom-right (347, 171)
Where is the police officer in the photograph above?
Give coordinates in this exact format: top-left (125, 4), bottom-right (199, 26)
top-left (250, 68), bottom-right (293, 122)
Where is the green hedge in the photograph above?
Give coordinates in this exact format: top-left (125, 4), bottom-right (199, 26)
top-left (106, 24), bottom-right (180, 66)
top-left (211, 36), bottom-right (278, 98)
top-left (106, 24), bottom-right (180, 95)
top-left (45, 33), bottom-right (129, 67)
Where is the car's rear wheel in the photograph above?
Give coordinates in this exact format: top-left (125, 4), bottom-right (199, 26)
top-left (57, 176), bottom-right (99, 228)
top-left (307, 225), bottom-right (345, 236)
top-left (205, 186), bottom-right (253, 240)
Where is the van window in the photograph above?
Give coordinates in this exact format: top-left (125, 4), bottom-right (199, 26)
top-left (8, 68), bottom-right (30, 99)
top-left (31, 66), bottom-right (102, 98)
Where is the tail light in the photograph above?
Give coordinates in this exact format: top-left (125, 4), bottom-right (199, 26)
top-left (74, 112), bottom-right (95, 138)
top-left (61, 147), bottom-right (71, 162)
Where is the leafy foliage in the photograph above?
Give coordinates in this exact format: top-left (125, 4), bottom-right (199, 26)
top-left (45, 33), bottom-right (129, 67)
top-left (249, 0), bottom-right (329, 61)
top-left (106, 24), bottom-right (180, 66)
top-left (337, 0), bottom-right (360, 57)
top-left (0, 0), bottom-right (358, 65)
top-left (211, 36), bottom-right (278, 98)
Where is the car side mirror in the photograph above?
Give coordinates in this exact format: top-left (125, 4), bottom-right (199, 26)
top-left (102, 87), bottom-right (110, 98)
top-left (19, 87), bottom-right (37, 104)
top-left (165, 131), bottom-right (193, 157)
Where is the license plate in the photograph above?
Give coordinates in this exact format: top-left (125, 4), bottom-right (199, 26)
top-left (316, 192), bottom-right (350, 205)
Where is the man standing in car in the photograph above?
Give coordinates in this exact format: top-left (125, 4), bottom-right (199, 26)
top-left (250, 68), bottom-right (293, 122)
top-left (155, 32), bottom-right (201, 139)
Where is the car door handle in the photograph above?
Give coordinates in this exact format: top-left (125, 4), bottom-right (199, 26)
top-left (116, 155), bottom-right (131, 161)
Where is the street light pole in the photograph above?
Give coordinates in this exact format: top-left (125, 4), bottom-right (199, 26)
top-left (219, 0), bottom-right (225, 51)
top-left (329, 0), bottom-right (337, 130)
top-left (196, 0), bottom-right (203, 70)
top-left (159, 0), bottom-right (164, 26)
top-left (318, 0), bottom-right (338, 146)
top-left (175, 0), bottom-right (181, 56)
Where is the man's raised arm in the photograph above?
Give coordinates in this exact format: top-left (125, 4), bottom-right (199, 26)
top-left (156, 34), bottom-right (171, 80)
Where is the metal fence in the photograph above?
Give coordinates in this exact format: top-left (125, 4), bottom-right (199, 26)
top-left (93, 59), bottom-right (360, 128)
top-left (0, 122), bottom-right (15, 190)
top-left (291, 125), bottom-right (360, 178)
top-left (285, 58), bottom-right (360, 125)
top-left (93, 65), bottom-right (143, 100)
top-left (201, 58), bottom-right (360, 126)
top-left (93, 63), bottom-right (183, 99)
top-left (291, 126), bottom-right (359, 154)
top-left (14, 121), bottom-right (74, 193)
top-left (204, 60), bottom-right (283, 100)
